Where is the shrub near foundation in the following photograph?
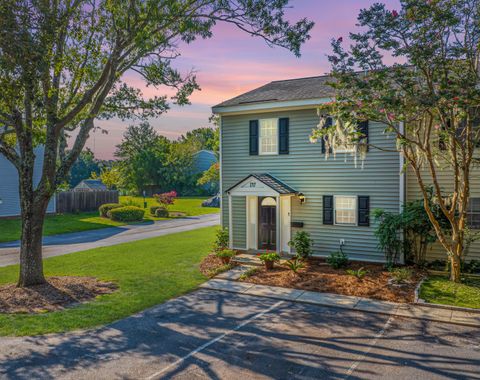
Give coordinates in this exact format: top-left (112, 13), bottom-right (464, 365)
top-left (108, 206), bottom-right (145, 222)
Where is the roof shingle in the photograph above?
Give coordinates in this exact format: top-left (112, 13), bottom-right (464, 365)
top-left (213, 75), bottom-right (334, 108)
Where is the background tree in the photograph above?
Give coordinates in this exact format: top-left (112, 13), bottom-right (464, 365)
top-left (115, 122), bottom-right (169, 195)
top-left (68, 148), bottom-right (101, 188)
top-left (310, 0), bottom-right (479, 282)
top-left (99, 165), bottom-right (122, 190)
top-left (179, 127), bottom-right (218, 152)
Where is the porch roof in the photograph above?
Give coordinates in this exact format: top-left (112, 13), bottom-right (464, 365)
top-left (226, 173), bottom-right (297, 195)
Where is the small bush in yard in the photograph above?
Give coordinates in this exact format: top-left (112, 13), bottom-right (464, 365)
top-left (155, 207), bottom-right (169, 218)
top-left (99, 203), bottom-right (122, 218)
top-left (288, 231), bottom-right (314, 259)
top-left (154, 191), bottom-right (177, 208)
top-left (327, 250), bottom-right (349, 269)
top-left (108, 206), bottom-right (145, 222)
top-left (213, 228), bottom-right (229, 252)
top-left (150, 205), bottom-right (160, 215)
top-left (391, 267), bottom-right (413, 283)
top-left (284, 257), bottom-right (305, 273)
top-left (346, 267), bottom-right (368, 279)
top-left (215, 249), bottom-right (236, 264)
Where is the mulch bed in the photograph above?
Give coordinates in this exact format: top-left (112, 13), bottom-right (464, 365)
top-left (242, 260), bottom-right (424, 303)
top-left (0, 276), bottom-right (118, 314)
top-left (200, 253), bottom-right (237, 277)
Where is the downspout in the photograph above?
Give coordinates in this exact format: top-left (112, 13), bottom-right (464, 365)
top-left (399, 121), bottom-right (406, 264)
top-left (219, 115), bottom-right (223, 228)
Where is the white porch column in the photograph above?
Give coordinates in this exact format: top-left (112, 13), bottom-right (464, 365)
top-left (276, 195), bottom-right (280, 253)
top-left (228, 193), bottom-right (233, 248)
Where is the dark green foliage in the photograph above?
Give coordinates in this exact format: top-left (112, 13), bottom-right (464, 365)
top-left (326, 250), bottom-right (349, 269)
top-left (69, 149), bottom-right (102, 188)
top-left (150, 205), bottom-right (161, 215)
top-left (108, 206), bottom-right (145, 222)
top-left (288, 231), bottom-right (314, 259)
top-left (99, 203), bottom-right (122, 218)
top-left (374, 190), bottom-right (450, 267)
top-left (155, 207), bottom-right (169, 218)
top-left (213, 228), bottom-right (229, 252)
top-left (215, 249), bottom-right (236, 258)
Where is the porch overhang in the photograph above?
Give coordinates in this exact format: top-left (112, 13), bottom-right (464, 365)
top-left (226, 173), bottom-right (297, 197)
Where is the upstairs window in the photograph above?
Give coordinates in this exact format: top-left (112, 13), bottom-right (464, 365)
top-left (467, 198), bottom-right (480, 229)
top-left (259, 118), bottom-right (278, 155)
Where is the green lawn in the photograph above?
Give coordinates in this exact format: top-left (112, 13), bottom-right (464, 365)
top-left (0, 197), bottom-right (219, 243)
top-left (420, 275), bottom-right (480, 309)
top-left (0, 226), bottom-right (216, 336)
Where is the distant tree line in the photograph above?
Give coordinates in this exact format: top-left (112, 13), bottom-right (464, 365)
top-left (68, 124), bottom-right (218, 196)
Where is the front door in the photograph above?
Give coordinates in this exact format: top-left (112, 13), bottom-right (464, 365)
top-left (258, 197), bottom-right (276, 250)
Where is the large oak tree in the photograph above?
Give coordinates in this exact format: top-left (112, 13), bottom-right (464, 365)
top-left (0, 0), bottom-right (313, 287)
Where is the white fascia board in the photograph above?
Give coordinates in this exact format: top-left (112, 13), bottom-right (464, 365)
top-left (212, 97), bottom-right (334, 115)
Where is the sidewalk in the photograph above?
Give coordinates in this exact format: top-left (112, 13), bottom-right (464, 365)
top-left (200, 278), bottom-right (480, 328)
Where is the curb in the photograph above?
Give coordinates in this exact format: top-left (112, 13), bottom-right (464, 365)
top-left (200, 279), bottom-right (480, 328)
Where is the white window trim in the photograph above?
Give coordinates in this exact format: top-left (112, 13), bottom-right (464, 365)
top-left (333, 195), bottom-right (358, 226)
top-left (259, 118), bottom-right (279, 156)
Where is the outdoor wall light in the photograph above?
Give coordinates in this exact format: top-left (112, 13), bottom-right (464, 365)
top-left (298, 193), bottom-right (306, 204)
top-left (0, 198), bottom-right (3, 205)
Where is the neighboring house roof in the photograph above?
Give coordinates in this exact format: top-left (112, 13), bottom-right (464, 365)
top-left (193, 150), bottom-right (217, 174)
top-left (226, 173), bottom-right (298, 195)
top-left (213, 75), bottom-right (334, 109)
top-left (74, 179), bottom-right (107, 191)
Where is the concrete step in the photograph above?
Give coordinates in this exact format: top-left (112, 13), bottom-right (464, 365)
top-left (232, 254), bottom-right (263, 266)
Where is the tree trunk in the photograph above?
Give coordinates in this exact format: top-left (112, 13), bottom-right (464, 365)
top-left (450, 254), bottom-right (462, 283)
top-left (17, 195), bottom-right (49, 287)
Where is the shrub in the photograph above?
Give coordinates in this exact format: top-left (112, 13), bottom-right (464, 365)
top-left (215, 249), bottom-right (236, 259)
top-left (346, 267), bottom-right (368, 279)
top-left (284, 257), bottom-right (305, 273)
top-left (154, 191), bottom-right (177, 208)
top-left (99, 203), bottom-right (122, 218)
top-left (121, 199), bottom-right (142, 208)
top-left (155, 207), bottom-right (169, 218)
top-left (463, 260), bottom-right (480, 274)
top-left (213, 228), bottom-right (229, 252)
top-left (391, 267), bottom-right (413, 283)
top-left (326, 250), bottom-right (349, 269)
top-left (150, 205), bottom-right (161, 215)
top-left (108, 206), bottom-right (145, 222)
top-left (288, 231), bottom-right (314, 259)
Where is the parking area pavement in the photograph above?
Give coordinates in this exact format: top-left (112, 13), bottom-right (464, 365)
top-left (1, 289), bottom-right (479, 380)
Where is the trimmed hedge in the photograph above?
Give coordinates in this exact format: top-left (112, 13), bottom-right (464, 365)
top-left (108, 206), bottom-right (145, 222)
top-left (155, 207), bottom-right (169, 218)
top-left (99, 203), bottom-right (123, 218)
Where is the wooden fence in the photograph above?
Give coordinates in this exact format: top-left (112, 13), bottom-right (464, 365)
top-left (56, 190), bottom-right (119, 214)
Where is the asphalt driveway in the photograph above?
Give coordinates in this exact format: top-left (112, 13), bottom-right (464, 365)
top-left (0, 213), bottom-right (219, 267)
top-left (1, 289), bottom-right (478, 380)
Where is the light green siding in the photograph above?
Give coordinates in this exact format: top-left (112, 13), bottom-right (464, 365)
top-left (221, 108), bottom-right (401, 262)
top-left (407, 166), bottom-right (480, 262)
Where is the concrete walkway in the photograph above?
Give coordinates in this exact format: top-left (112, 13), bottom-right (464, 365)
top-left (200, 278), bottom-right (480, 327)
top-left (0, 213), bottom-right (219, 267)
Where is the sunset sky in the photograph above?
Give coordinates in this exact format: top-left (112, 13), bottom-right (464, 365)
top-left (89, 0), bottom-right (400, 159)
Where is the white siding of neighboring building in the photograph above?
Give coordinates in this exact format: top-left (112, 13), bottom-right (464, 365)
top-left (0, 147), bottom-right (56, 217)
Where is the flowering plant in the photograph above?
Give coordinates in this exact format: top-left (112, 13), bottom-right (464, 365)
top-left (154, 191), bottom-right (177, 208)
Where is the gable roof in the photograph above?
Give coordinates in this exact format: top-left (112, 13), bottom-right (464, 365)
top-left (213, 75), bottom-right (334, 109)
top-left (226, 173), bottom-right (297, 195)
top-left (76, 179), bottom-right (107, 190)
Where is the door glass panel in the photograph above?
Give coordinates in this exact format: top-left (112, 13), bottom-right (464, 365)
top-left (261, 197), bottom-right (277, 206)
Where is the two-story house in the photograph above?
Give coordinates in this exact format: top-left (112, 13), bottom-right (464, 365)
top-left (213, 75), bottom-right (480, 263)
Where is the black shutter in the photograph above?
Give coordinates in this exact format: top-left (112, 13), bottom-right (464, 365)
top-left (358, 120), bottom-right (369, 151)
top-left (321, 117), bottom-right (333, 154)
top-left (323, 195), bottom-right (334, 225)
top-left (279, 118), bottom-right (289, 154)
top-left (249, 120), bottom-right (259, 155)
top-left (358, 196), bottom-right (370, 226)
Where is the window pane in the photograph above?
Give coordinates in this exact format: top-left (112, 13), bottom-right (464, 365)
top-left (334, 196), bottom-right (357, 225)
top-left (259, 119), bottom-right (278, 154)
